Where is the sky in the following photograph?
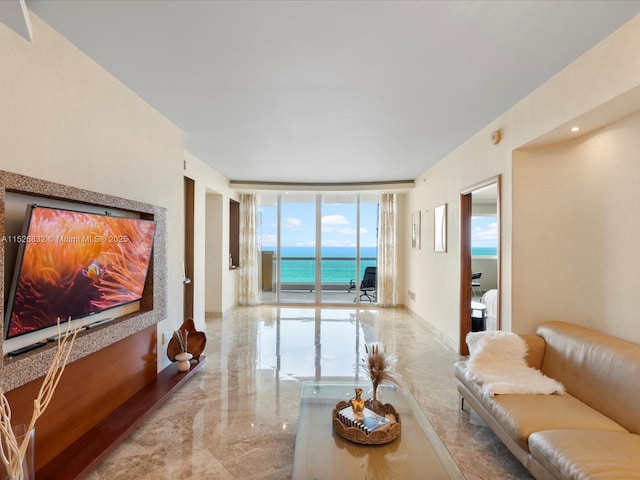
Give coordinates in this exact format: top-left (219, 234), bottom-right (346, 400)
top-left (471, 215), bottom-right (498, 248)
top-left (258, 202), bottom-right (497, 250)
top-left (258, 198), bottom-right (379, 249)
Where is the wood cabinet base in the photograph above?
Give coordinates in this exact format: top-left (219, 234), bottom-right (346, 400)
top-left (36, 357), bottom-right (206, 480)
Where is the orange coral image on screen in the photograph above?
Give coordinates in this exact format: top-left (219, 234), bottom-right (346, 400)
top-left (6, 206), bottom-right (156, 339)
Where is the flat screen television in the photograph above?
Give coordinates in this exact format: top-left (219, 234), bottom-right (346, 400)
top-left (4, 204), bottom-right (156, 340)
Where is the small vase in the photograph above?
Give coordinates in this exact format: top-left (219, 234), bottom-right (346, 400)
top-left (1, 424), bottom-right (35, 480)
top-left (175, 352), bottom-right (193, 372)
top-left (367, 384), bottom-right (385, 415)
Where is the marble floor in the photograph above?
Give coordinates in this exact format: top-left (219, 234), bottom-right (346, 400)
top-left (86, 306), bottom-right (533, 480)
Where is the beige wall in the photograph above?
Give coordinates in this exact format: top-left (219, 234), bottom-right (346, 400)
top-left (184, 152), bottom-right (239, 319)
top-left (0, 13), bottom-right (186, 370)
top-left (405, 14), bottom-right (640, 349)
top-left (513, 111), bottom-right (640, 342)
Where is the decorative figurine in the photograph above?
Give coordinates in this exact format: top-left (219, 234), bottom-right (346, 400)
top-left (350, 387), bottom-right (365, 417)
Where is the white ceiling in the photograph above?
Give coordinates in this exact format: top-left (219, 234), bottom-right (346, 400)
top-left (24, 0), bottom-right (640, 185)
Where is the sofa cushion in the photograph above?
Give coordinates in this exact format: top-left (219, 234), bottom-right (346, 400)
top-left (529, 430), bottom-right (640, 479)
top-left (490, 393), bottom-right (627, 451)
top-left (521, 334), bottom-right (546, 369)
top-left (537, 321), bottom-right (640, 434)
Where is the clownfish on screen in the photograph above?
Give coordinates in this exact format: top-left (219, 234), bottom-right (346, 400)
top-left (82, 260), bottom-right (106, 283)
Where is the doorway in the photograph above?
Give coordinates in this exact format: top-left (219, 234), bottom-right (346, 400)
top-left (459, 176), bottom-right (501, 355)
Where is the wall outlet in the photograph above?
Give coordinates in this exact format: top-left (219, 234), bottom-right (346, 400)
top-left (162, 331), bottom-right (171, 344)
top-left (408, 290), bottom-right (416, 301)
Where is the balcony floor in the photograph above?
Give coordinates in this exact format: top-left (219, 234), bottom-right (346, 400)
top-left (260, 288), bottom-right (376, 304)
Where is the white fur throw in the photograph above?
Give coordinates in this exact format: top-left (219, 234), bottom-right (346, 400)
top-left (465, 331), bottom-right (565, 396)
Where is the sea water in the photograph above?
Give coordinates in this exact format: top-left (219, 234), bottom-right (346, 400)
top-left (470, 247), bottom-right (498, 257)
top-left (263, 246), bottom-right (377, 284)
top-left (262, 246), bottom-right (496, 284)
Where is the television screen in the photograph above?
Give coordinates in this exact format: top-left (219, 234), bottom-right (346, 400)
top-left (4, 205), bottom-right (156, 340)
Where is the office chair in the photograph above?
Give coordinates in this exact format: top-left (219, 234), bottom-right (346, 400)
top-left (355, 266), bottom-right (377, 302)
top-left (471, 271), bottom-right (482, 298)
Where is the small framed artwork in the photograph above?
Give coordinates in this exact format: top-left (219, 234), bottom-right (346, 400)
top-left (411, 211), bottom-right (421, 249)
top-left (434, 203), bottom-right (447, 253)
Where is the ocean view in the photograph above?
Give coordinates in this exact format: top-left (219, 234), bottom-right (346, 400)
top-left (261, 246), bottom-right (497, 284)
top-left (262, 246), bottom-right (376, 283)
top-left (471, 247), bottom-right (498, 257)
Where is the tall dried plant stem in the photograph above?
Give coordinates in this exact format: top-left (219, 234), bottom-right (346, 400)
top-left (0, 395), bottom-right (21, 479)
top-left (172, 330), bottom-right (189, 353)
top-left (360, 342), bottom-right (402, 413)
top-left (0, 319), bottom-right (82, 480)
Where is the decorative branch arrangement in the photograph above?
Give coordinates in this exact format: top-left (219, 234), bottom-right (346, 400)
top-left (172, 329), bottom-right (189, 353)
top-left (360, 342), bottom-right (402, 413)
top-left (0, 319), bottom-right (82, 480)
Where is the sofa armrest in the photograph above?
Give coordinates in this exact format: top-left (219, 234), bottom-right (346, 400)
top-left (522, 334), bottom-right (545, 369)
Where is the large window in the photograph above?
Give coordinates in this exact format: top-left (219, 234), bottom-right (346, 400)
top-left (257, 193), bottom-right (379, 304)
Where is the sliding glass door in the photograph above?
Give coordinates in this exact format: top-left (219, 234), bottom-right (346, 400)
top-left (280, 194), bottom-right (316, 303)
top-left (257, 192), bottom-right (379, 304)
top-left (320, 194), bottom-right (358, 304)
top-left (358, 194), bottom-right (379, 304)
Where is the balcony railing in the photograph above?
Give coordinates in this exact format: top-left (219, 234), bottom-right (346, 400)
top-left (261, 253), bottom-right (376, 292)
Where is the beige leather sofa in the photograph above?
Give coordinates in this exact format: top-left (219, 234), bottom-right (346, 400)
top-left (454, 321), bottom-right (640, 479)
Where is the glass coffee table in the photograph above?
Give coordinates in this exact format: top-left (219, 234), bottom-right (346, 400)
top-left (292, 381), bottom-right (464, 480)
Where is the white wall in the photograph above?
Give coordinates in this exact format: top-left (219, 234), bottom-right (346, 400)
top-left (205, 193), bottom-right (223, 314)
top-left (0, 13), bottom-right (185, 370)
top-left (404, 14), bottom-right (640, 348)
top-left (184, 152), bottom-right (239, 319)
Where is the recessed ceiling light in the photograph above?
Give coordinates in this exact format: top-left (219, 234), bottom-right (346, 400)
top-left (570, 126), bottom-right (580, 132)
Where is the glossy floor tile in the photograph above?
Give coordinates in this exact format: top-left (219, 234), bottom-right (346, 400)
top-left (86, 307), bottom-right (533, 480)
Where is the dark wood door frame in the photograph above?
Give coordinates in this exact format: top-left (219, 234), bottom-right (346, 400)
top-left (459, 192), bottom-right (473, 356)
top-left (459, 175), bottom-right (501, 356)
top-left (184, 176), bottom-right (195, 320)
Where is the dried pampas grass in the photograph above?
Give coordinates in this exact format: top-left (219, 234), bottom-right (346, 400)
top-left (172, 329), bottom-right (189, 353)
top-left (360, 342), bottom-right (402, 412)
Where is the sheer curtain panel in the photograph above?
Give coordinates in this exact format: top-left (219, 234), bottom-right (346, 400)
top-left (238, 193), bottom-right (259, 305)
top-left (377, 193), bottom-right (398, 307)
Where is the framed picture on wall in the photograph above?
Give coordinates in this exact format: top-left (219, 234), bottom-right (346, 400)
top-left (434, 204), bottom-right (447, 253)
top-left (411, 211), bottom-right (421, 249)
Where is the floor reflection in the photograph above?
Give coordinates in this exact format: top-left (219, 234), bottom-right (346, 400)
top-left (257, 308), bottom-right (377, 380)
top-left (86, 306), bottom-right (533, 480)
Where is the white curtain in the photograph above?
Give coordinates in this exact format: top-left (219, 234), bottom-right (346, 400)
top-left (377, 193), bottom-right (398, 307)
top-left (238, 193), bottom-right (259, 305)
